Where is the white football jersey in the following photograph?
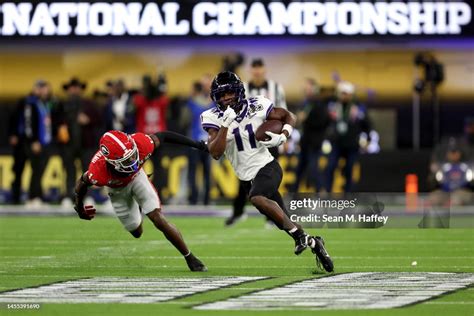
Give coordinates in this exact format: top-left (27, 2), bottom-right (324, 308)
top-left (201, 95), bottom-right (275, 181)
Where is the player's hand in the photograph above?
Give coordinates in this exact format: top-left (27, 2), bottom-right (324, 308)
top-left (221, 107), bottom-right (237, 128)
top-left (260, 131), bottom-right (287, 148)
top-left (74, 204), bottom-right (96, 220)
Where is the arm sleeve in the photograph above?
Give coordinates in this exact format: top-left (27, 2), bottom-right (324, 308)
top-left (154, 131), bottom-right (204, 149)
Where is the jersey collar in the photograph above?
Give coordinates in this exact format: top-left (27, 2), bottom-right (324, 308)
top-left (235, 100), bottom-right (249, 123)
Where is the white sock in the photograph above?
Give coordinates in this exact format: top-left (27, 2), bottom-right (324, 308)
top-left (289, 227), bottom-right (298, 234)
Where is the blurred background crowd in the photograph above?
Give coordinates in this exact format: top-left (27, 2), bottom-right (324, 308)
top-left (1, 46), bottom-right (473, 209)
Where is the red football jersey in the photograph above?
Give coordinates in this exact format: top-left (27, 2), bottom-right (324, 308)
top-left (86, 133), bottom-right (155, 188)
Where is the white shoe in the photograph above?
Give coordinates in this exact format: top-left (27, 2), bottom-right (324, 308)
top-left (61, 198), bottom-right (73, 208)
top-left (26, 198), bottom-right (43, 209)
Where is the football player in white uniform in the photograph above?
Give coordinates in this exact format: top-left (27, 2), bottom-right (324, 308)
top-left (201, 71), bottom-right (333, 272)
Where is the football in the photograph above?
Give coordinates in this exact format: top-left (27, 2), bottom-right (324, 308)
top-left (255, 120), bottom-right (283, 141)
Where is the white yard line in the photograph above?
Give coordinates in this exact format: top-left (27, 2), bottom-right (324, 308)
top-left (0, 277), bottom-right (267, 304)
top-left (195, 272), bottom-right (474, 310)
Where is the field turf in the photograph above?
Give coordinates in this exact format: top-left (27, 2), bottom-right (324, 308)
top-left (0, 215), bottom-right (473, 315)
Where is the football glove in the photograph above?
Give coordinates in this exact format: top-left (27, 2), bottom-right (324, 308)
top-left (260, 131), bottom-right (287, 148)
top-left (221, 107), bottom-right (237, 128)
top-left (74, 204), bottom-right (96, 220)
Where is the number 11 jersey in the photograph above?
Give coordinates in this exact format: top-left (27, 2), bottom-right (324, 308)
top-left (201, 95), bottom-right (275, 181)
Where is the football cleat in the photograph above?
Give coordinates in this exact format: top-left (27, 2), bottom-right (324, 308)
top-left (294, 233), bottom-right (311, 255)
top-left (310, 236), bottom-right (334, 273)
top-left (224, 214), bottom-right (248, 227)
top-left (185, 254), bottom-right (208, 272)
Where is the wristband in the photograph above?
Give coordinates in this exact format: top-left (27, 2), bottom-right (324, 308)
top-left (282, 124), bottom-right (293, 137)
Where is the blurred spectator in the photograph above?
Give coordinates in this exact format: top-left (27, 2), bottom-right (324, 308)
top-left (133, 74), bottom-right (169, 196)
top-left (244, 58), bottom-right (287, 109)
top-left (429, 138), bottom-right (473, 206)
top-left (166, 74), bottom-right (189, 134)
top-left (134, 75), bottom-right (168, 134)
top-left (414, 52), bottom-right (445, 94)
top-left (104, 79), bottom-right (135, 133)
top-left (324, 81), bottom-right (372, 192)
top-left (59, 78), bottom-right (103, 206)
top-left (8, 80), bottom-right (54, 206)
top-left (166, 96), bottom-right (188, 134)
top-left (292, 78), bottom-right (330, 193)
top-left (222, 52), bottom-right (245, 73)
top-left (226, 58), bottom-right (287, 227)
top-left (187, 75), bottom-right (214, 205)
top-left (93, 89), bottom-right (110, 121)
top-left (413, 52), bottom-right (445, 146)
top-left (91, 89), bottom-right (110, 141)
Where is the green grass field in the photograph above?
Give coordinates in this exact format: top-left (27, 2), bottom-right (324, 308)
top-left (0, 215), bottom-right (473, 316)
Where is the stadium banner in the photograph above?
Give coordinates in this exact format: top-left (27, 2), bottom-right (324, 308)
top-left (0, 1), bottom-right (473, 38)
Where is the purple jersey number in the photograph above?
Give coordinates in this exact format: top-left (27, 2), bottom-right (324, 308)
top-left (232, 124), bottom-right (257, 151)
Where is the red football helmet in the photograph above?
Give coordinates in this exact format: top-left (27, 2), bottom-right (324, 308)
top-left (99, 131), bottom-right (139, 173)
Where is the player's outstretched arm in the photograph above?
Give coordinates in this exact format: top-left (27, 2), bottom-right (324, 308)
top-left (73, 172), bottom-right (96, 221)
top-left (150, 131), bottom-right (208, 152)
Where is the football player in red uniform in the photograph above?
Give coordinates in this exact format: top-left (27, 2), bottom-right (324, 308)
top-left (73, 130), bottom-right (208, 272)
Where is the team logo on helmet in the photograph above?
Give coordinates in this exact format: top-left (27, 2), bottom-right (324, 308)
top-left (100, 145), bottom-right (110, 156)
